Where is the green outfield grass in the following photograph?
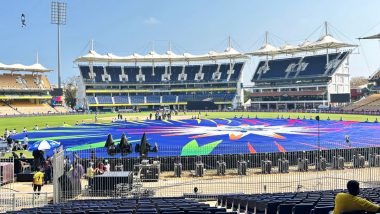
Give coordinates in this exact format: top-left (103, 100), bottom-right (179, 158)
top-left (0, 111), bottom-right (378, 133)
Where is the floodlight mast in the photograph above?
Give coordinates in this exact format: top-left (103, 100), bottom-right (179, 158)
top-left (51, 1), bottom-right (67, 90)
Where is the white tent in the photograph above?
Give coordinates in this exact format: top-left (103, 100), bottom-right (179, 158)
top-left (247, 43), bottom-right (280, 56)
top-left (247, 35), bottom-right (356, 57)
top-left (307, 34), bottom-right (357, 50)
top-left (75, 48), bottom-right (247, 63)
top-left (278, 44), bottom-right (298, 54)
top-left (0, 62), bottom-right (51, 72)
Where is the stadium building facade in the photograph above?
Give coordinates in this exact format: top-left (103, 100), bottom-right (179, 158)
top-left (75, 47), bottom-right (247, 111)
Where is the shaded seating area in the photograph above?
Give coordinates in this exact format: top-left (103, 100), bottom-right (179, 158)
top-left (251, 52), bottom-right (349, 81)
top-left (79, 63), bottom-right (243, 84)
top-left (10, 197), bottom-right (236, 214)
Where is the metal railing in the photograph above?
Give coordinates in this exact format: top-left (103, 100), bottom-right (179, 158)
top-left (50, 145), bottom-right (380, 202)
top-left (0, 192), bottom-right (51, 212)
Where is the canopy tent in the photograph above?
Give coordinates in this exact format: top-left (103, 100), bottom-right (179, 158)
top-left (0, 62), bottom-right (51, 72)
top-left (307, 34), bottom-right (357, 50)
top-left (248, 43), bottom-right (280, 56)
top-left (247, 34), bottom-right (357, 57)
top-left (75, 48), bottom-right (248, 63)
top-left (358, 33), bottom-right (380, 40)
top-left (247, 21), bottom-right (357, 57)
top-left (29, 140), bottom-right (61, 151)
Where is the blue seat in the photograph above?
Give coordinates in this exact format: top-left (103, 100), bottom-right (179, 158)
top-left (266, 201), bottom-right (283, 214)
top-left (341, 212), bottom-right (366, 214)
top-left (112, 209), bottom-right (134, 213)
top-left (311, 206), bottom-right (334, 214)
top-left (187, 211), bottom-right (211, 214)
top-left (277, 204), bottom-right (296, 214)
top-left (161, 212), bottom-right (184, 214)
top-left (293, 203), bottom-right (314, 214)
top-left (215, 212), bottom-right (237, 214)
top-left (88, 211), bottom-right (109, 214)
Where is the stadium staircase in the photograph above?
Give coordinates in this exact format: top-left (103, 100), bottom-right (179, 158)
top-left (0, 101), bottom-right (20, 115)
top-left (52, 105), bottom-right (69, 113)
top-left (11, 101), bottom-right (56, 115)
top-left (343, 94), bottom-right (380, 111)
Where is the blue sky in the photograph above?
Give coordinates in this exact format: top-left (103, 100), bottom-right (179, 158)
top-left (1, 0), bottom-right (380, 85)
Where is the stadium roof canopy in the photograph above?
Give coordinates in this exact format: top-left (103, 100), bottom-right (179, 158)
top-left (0, 62), bottom-right (51, 72)
top-left (75, 47), bottom-right (248, 63)
top-left (358, 33), bottom-right (380, 40)
top-left (247, 34), bottom-right (357, 57)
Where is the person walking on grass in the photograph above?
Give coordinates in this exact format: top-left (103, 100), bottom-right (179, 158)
top-left (33, 168), bottom-right (44, 197)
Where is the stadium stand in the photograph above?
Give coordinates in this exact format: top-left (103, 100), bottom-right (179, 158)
top-left (106, 66), bottom-right (122, 83)
top-left (86, 96), bottom-right (97, 105)
top-left (218, 187), bottom-right (380, 214)
top-left (79, 63), bottom-right (243, 84)
top-left (252, 52), bottom-right (347, 81)
top-left (80, 65), bottom-right (91, 80)
top-left (0, 101), bottom-right (19, 115)
top-left (170, 66), bottom-right (183, 82)
top-left (146, 95), bottom-right (161, 103)
top-left (10, 197), bottom-right (236, 214)
top-left (178, 94), bottom-right (195, 102)
top-left (162, 95), bottom-right (177, 103)
top-left (53, 105), bottom-right (69, 113)
top-left (96, 96), bottom-right (113, 104)
top-left (250, 52), bottom-right (351, 110)
top-left (77, 55), bottom-right (245, 111)
top-left (124, 66), bottom-right (139, 83)
top-left (130, 96), bottom-right (145, 104)
top-left (343, 94), bottom-right (380, 111)
top-left (0, 61), bottom-right (55, 115)
top-left (369, 68), bottom-right (380, 93)
top-left (0, 74), bottom-right (51, 90)
top-left (202, 64), bottom-right (218, 82)
top-left (114, 96), bottom-right (129, 104)
top-left (83, 93), bottom-right (237, 106)
top-left (11, 101), bottom-right (56, 114)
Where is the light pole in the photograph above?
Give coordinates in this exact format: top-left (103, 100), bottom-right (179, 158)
top-left (51, 1), bottom-right (67, 90)
top-left (316, 115), bottom-right (320, 150)
top-left (316, 115), bottom-right (321, 190)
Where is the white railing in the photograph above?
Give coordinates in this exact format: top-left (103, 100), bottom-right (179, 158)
top-left (0, 192), bottom-right (51, 212)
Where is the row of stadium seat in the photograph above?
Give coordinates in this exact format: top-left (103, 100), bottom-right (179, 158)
top-left (344, 94), bottom-right (380, 111)
top-left (252, 52), bottom-right (349, 81)
top-left (0, 74), bottom-right (51, 90)
top-left (87, 94), bottom-right (235, 105)
top-left (80, 63), bottom-right (243, 83)
top-left (11, 197), bottom-right (236, 214)
top-left (219, 187), bottom-right (380, 214)
top-left (11, 101), bottom-right (57, 114)
top-left (0, 102), bottom-right (20, 115)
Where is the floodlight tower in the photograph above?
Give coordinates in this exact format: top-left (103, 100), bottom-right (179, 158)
top-left (51, 1), bottom-right (67, 89)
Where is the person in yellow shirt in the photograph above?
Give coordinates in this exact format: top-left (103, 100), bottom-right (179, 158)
top-left (333, 180), bottom-right (380, 214)
top-left (32, 168), bottom-right (44, 196)
top-left (86, 162), bottom-right (95, 187)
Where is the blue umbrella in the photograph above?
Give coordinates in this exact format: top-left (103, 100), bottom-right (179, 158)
top-left (29, 140), bottom-right (61, 151)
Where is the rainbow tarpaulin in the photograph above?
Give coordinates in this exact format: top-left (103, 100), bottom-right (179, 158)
top-left (13, 118), bottom-right (380, 158)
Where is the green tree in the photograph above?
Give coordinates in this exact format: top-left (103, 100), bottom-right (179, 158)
top-left (64, 83), bottom-right (77, 109)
